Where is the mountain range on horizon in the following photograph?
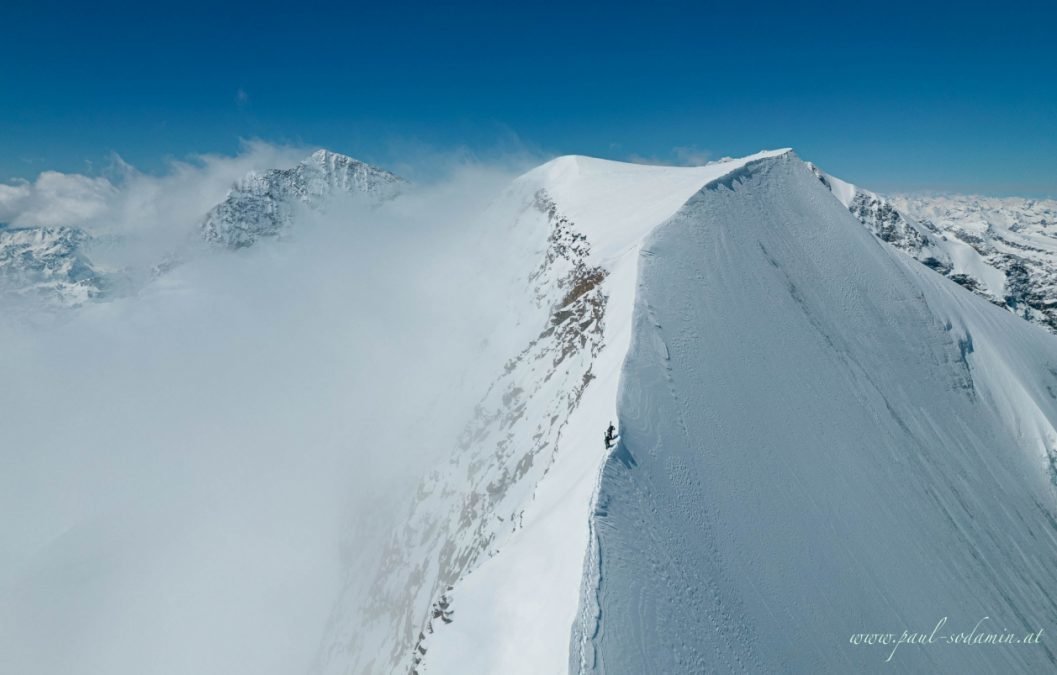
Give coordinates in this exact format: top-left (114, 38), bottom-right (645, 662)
top-left (3, 147), bottom-right (1057, 336)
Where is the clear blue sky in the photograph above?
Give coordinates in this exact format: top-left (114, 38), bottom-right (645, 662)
top-left (3, 0), bottom-right (1055, 195)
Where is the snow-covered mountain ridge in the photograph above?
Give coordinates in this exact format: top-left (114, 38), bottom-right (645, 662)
top-left (304, 150), bottom-right (1057, 674)
top-left (331, 150), bottom-right (1057, 675)
top-left (566, 153), bottom-right (1057, 674)
top-left (312, 150), bottom-right (792, 675)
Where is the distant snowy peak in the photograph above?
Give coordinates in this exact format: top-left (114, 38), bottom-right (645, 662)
top-left (0, 226), bottom-right (103, 307)
top-left (201, 149), bottom-right (404, 248)
top-left (811, 163), bottom-right (1057, 333)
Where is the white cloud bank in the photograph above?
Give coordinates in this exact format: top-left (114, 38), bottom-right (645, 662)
top-left (0, 143), bottom-right (536, 675)
top-left (0, 171), bottom-right (115, 227)
top-left (0, 141), bottom-right (306, 236)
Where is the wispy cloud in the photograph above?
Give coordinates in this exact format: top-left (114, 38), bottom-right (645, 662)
top-left (0, 172), bottom-right (115, 227)
top-left (671, 145), bottom-right (711, 166)
top-left (625, 144), bottom-right (713, 167)
top-left (0, 140), bottom-right (306, 240)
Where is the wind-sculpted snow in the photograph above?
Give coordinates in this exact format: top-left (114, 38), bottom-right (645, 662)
top-left (574, 152), bottom-right (1057, 674)
top-left (201, 149), bottom-right (403, 248)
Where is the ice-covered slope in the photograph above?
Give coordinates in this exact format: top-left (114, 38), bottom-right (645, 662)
top-left (571, 153), bottom-right (1057, 673)
top-left (201, 149), bottom-right (403, 248)
top-left (813, 165), bottom-right (1057, 333)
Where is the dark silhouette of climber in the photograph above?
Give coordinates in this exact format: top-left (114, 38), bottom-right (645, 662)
top-left (604, 421), bottom-right (617, 449)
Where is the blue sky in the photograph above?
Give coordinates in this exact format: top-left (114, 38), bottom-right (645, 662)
top-left (3, 0), bottom-right (1055, 195)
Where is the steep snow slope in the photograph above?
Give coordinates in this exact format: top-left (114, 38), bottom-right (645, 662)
top-left (313, 151), bottom-right (789, 675)
top-left (813, 165), bottom-right (1057, 333)
top-left (201, 149), bottom-right (403, 248)
top-left (572, 153), bottom-right (1057, 673)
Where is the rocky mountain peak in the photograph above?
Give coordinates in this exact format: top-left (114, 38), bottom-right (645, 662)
top-left (201, 149), bottom-right (404, 248)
